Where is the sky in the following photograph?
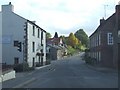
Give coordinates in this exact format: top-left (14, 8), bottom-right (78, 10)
top-left (0, 0), bottom-right (120, 37)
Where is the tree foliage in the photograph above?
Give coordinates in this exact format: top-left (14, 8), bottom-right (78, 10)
top-left (74, 29), bottom-right (89, 47)
top-left (46, 32), bottom-right (52, 39)
top-left (68, 33), bottom-right (80, 48)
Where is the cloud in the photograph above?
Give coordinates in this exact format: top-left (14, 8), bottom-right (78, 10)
top-left (0, 0), bottom-right (118, 36)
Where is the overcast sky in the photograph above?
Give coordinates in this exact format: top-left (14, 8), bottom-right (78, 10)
top-left (0, 0), bottom-right (120, 37)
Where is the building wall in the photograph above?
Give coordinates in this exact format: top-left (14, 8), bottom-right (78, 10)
top-left (0, 12), bottom-right (2, 64)
top-left (2, 4), bottom-right (26, 65)
top-left (113, 5), bottom-right (120, 68)
top-left (27, 22), bottom-right (46, 67)
top-left (100, 16), bottom-right (115, 67)
top-left (1, 3), bottom-right (46, 67)
top-left (89, 14), bottom-right (116, 67)
top-left (42, 31), bottom-right (46, 63)
top-left (50, 48), bottom-right (57, 60)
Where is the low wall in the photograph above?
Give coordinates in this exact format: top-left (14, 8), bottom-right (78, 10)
top-left (0, 70), bottom-right (16, 82)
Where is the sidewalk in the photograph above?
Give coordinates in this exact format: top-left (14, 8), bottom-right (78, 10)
top-left (2, 64), bottom-right (51, 88)
top-left (16, 64), bottom-right (51, 77)
top-left (86, 64), bottom-right (118, 73)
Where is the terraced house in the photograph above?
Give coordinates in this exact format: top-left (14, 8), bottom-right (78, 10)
top-left (1, 2), bottom-right (46, 67)
top-left (89, 3), bottom-right (120, 68)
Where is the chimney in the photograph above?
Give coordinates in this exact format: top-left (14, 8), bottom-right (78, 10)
top-left (32, 21), bottom-right (36, 23)
top-left (100, 18), bottom-right (105, 25)
top-left (2, 2), bottom-right (14, 13)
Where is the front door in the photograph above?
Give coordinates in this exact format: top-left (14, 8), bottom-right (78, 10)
top-left (33, 57), bottom-right (35, 67)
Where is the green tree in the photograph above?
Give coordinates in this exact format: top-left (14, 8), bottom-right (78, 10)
top-left (74, 29), bottom-right (89, 47)
top-left (68, 33), bottom-right (81, 48)
top-left (46, 32), bottom-right (52, 39)
top-left (68, 33), bottom-right (76, 47)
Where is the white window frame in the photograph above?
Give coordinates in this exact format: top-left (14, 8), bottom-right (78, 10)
top-left (107, 33), bottom-right (113, 45)
top-left (98, 51), bottom-right (101, 61)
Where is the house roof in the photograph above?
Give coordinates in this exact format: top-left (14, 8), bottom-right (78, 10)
top-left (47, 44), bottom-right (65, 50)
top-left (89, 13), bottom-right (116, 38)
top-left (47, 37), bottom-right (62, 45)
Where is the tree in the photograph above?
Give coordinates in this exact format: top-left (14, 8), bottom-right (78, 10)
top-left (68, 33), bottom-right (80, 48)
top-left (74, 29), bottom-right (89, 47)
top-left (54, 32), bottom-right (58, 38)
top-left (46, 32), bottom-right (52, 39)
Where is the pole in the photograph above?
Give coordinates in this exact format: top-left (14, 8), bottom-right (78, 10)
top-left (104, 5), bottom-right (108, 19)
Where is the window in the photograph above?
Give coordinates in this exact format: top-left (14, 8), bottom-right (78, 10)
top-left (33, 57), bottom-right (35, 67)
top-left (96, 35), bottom-right (99, 46)
top-left (41, 31), bottom-right (43, 40)
top-left (32, 42), bottom-right (35, 52)
top-left (98, 52), bottom-right (101, 61)
top-left (14, 57), bottom-right (19, 64)
top-left (38, 29), bottom-right (40, 38)
top-left (107, 33), bottom-right (113, 45)
top-left (99, 34), bottom-right (101, 45)
top-left (14, 40), bottom-right (19, 46)
top-left (33, 26), bottom-right (35, 36)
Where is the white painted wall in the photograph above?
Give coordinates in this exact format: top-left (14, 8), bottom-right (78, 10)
top-left (0, 12), bottom-right (2, 64)
top-left (2, 4), bottom-right (26, 64)
top-left (0, 70), bottom-right (15, 82)
top-left (1, 3), bottom-right (46, 67)
top-left (27, 23), bottom-right (41, 67)
top-left (43, 32), bottom-right (46, 62)
top-left (27, 22), bottom-right (46, 67)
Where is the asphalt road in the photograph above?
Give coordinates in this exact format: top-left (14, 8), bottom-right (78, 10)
top-left (2, 53), bottom-right (118, 88)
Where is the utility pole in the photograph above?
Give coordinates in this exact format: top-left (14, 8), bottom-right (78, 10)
top-left (104, 5), bottom-right (108, 19)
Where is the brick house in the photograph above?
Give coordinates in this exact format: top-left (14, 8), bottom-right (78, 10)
top-left (89, 4), bottom-right (120, 68)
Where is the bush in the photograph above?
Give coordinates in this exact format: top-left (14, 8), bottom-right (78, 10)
top-left (83, 55), bottom-right (97, 65)
top-left (45, 60), bottom-right (51, 65)
top-left (67, 45), bottom-right (76, 56)
top-left (36, 63), bottom-right (42, 67)
top-left (14, 63), bottom-right (34, 72)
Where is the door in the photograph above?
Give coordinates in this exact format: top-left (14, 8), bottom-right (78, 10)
top-left (33, 57), bottom-right (35, 67)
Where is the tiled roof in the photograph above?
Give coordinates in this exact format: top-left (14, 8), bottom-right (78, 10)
top-left (47, 37), bottom-right (61, 45)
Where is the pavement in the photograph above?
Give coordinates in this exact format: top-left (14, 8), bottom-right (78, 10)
top-left (2, 64), bottom-right (51, 88)
top-left (15, 64), bottom-right (51, 78)
top-left (2, 53), bottom-right (118, 88)
top-left (86, 64), bottom-right (118, 73)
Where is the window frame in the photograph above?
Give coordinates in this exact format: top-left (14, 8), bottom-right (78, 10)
top-left (107, 33), bottom-right (113, 45)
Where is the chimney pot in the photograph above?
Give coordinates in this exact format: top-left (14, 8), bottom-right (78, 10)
top-left (9, 2), bottom-right (11, 5)
top-left (100, 18), bottom-right (105, 25)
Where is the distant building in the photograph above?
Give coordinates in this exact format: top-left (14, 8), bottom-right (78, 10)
top-left (88, 4), bottom-right (120, 68)
top-left (1, 2), bottom-right (46, 67)
top-left (47, 35), bottom-right (67, 60)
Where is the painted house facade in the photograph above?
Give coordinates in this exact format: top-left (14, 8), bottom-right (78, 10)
top-left (88, 4), bottom-right (120, 68)
top-left (1, 3), bottom-right (46, 67)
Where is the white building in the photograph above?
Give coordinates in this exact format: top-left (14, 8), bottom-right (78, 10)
top-left (1, 2), bottom-right (46, 67)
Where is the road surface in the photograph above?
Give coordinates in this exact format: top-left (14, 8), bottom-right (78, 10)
top-left (2, 53), bottom-right (118, 88)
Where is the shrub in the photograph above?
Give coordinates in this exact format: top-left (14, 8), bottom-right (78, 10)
top-left (83, 55), bottom-right (97, 65)
top-left (14, 63), bottom-right (34, 72)
top-left (67, 45), bottom-right (76, 56)
top-left (36, 63), bottom-right (42, 67)
top-left (45, 60), bottom-right (51, 65)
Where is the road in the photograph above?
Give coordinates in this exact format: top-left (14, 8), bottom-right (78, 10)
top-left (2, 53), bottom-right (118, 88)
